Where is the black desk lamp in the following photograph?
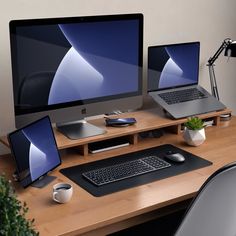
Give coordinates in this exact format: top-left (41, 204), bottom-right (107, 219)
top-left (207, 38), bottom-right (236, 100)
top-left (207, 38), bottom-right (236, 120)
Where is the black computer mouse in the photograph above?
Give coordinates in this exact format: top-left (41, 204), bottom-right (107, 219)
top-left (165, 152), bottom-right (185, 163)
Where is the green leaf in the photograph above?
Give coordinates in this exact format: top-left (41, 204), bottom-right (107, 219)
top-left (0, 174), bottom-right (38, 235)
top-left (184, 117), bottom-right (204, 130)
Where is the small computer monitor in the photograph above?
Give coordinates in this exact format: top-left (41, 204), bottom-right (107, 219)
top-left (8, 116), bottom-right (61, 188)
top-left (9, 13), bottom-right (143, 139)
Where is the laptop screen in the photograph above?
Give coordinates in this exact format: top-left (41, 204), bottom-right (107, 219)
top-left (148, 42), bottom-right (200, 91)
top-left (8, 116), bottom-right (61, 188)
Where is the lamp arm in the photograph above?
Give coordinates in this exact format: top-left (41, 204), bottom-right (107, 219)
top-left (207, 38), bottom-right (232, 100)
top-left (208, 64), bottom-right (219, 100)
top-left (208, 38), bottom-right (232, 65)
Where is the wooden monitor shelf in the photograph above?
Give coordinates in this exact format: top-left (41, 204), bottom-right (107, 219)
top-left (1, 108), bottom-right (231, 157)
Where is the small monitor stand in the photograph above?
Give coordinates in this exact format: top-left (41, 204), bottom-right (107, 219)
top-left (13, 171), bottom-right (57, 189)
top-left (31, 175), bottom-right (57, 188)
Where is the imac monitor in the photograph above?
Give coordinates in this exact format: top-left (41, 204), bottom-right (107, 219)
top-left (9, 14), bottom-right (143, 139)
top-left (8, 116), bottom-right (61, 188)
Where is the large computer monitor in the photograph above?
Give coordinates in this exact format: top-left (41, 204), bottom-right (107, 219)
top-left (9, 13), bottom-right (143, 139)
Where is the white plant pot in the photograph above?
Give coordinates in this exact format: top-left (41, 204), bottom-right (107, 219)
top-left (183, 128), bottom-right (206, 146)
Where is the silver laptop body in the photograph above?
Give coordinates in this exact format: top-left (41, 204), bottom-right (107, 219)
top-left (148, 42), bottom-right (226, 119)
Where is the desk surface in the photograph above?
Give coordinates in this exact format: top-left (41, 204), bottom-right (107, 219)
top-left (0, 115), bottom-right (235, 236)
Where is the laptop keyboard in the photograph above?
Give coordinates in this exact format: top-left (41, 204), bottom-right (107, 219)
top-left (159, 88), bottom-right (207, 105)
top-left (82, 156), bottom-right (171, 186)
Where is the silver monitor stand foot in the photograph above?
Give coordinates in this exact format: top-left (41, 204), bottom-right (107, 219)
top-left (57, 120), bottom-right (106, 140)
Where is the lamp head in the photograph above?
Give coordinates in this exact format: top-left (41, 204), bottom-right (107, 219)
top-left (224, 40), bottom-right (236, 57)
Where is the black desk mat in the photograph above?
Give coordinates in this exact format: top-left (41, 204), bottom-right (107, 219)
top-left (60, 144), bottom-right (212, 197)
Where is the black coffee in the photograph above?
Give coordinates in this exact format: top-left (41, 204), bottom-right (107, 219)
top-left (55, 186), bottom-right (70, 191)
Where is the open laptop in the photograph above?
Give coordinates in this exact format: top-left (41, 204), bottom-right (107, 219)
top-left (148, 42), bottom-right (226, 119)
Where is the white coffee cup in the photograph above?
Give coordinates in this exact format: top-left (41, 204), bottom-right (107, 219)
top-left (53, 183), bottom-right (73, 204)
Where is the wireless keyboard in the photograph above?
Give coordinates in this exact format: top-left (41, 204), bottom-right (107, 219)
top-left (82, 156), bottom-right (171, 186)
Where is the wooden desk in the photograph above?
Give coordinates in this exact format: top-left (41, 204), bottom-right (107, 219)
top-left (0, 112), bottom-right (235, 236)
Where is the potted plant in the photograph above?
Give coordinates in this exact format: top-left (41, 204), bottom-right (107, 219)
top-left (183, 117), bottom-right (206, 146)
top-left (0, 174), bottom-right (38, 235)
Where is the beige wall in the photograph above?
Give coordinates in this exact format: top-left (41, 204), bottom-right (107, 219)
top-left (1, 0), bottom-right (236, 154)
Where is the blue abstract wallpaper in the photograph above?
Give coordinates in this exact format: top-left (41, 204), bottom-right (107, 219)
top-left (9, 117), bottom-right (61, 187)
top-left (148, 43), bottom-right (199, 91)
top-left (13, 19), bottom-right (140, 110)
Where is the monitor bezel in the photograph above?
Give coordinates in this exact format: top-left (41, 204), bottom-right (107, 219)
top-left (7, 116), bottom-right (61, 188)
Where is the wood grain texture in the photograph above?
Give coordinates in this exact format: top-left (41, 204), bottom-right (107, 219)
top-left (1, 107), bottom-right (231, 151)
top-left (0, 111), bottom-right (234, 236)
